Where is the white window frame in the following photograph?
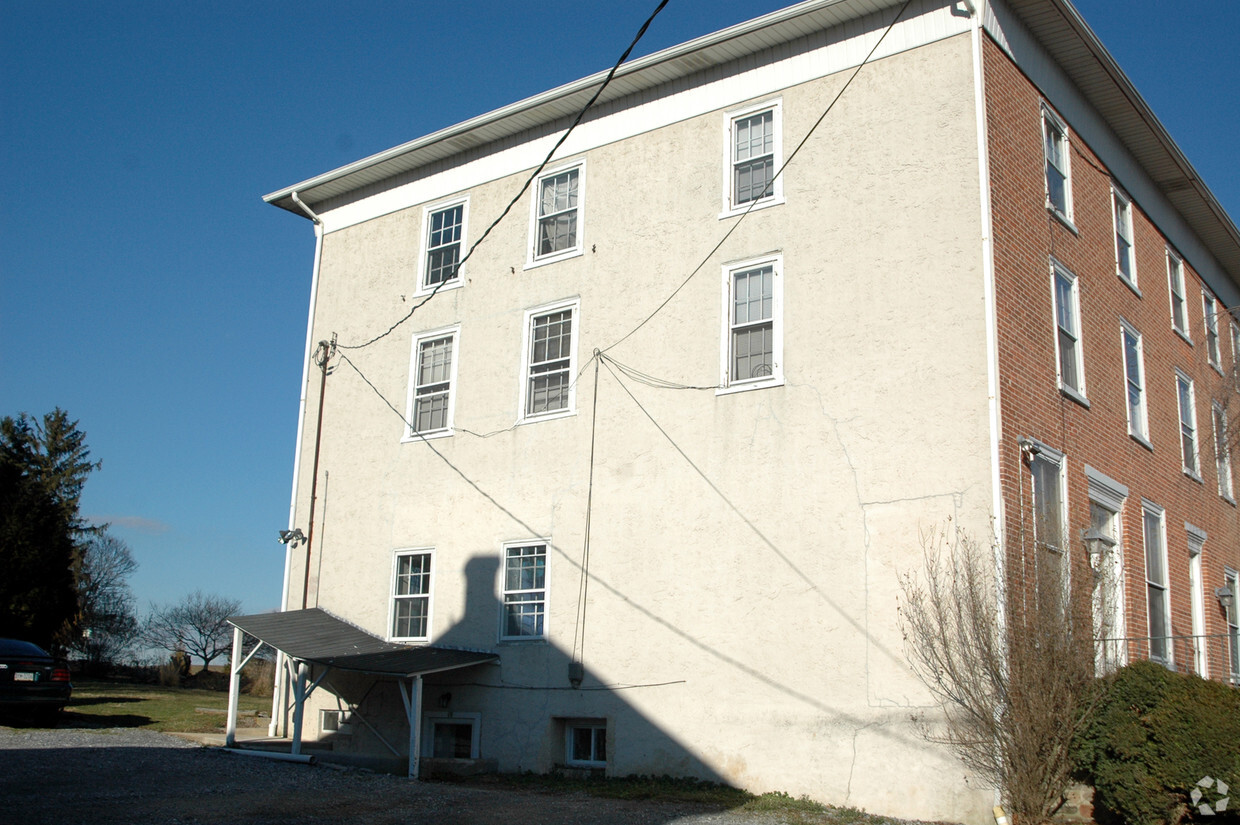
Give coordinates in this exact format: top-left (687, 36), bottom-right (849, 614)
top-left (565, 719), bottom-right (608, 768)
top-left (720, 99), bottom-right (784, 218)
top-left (499, 540), bottom-right (549, 641)
top-left (526, 160), bottom-right (585, 268)
top-left (1141, 500), bottom-right (1172, 667)
top-left (417, 197), bottom-right (469, 295)
top-left (1051, 259), bottom-right (1087, 405)
top-left (1028, 441), bottom-right (1069, 606)
top-left (1186, 523), bottom-right (1208, 678)
top-left (1176, 369), bottom-right (1200, 480)
top-left (1203, 291), bottom-right (1222, 371)
top-left (404, 325), bottom-right (460, 441)
top-left (1086, 465), bottom-right (1128, 673)
top-left (1111, 185), bottom-right (1138, 292)
top-left (1167, 250), bottom-right (1190, 341)
top-left (518, 298), bottom-right (579, 423)
top-left (421, 712), bottom-right (481, 759)
top-left (1214, 402), bottom-right (1234, 502)
top-left (1225, 568), bottom-right (1240, 685)
top-left (1042, 105), bottom-right (1073, 226)
top-left (1120, 321), bottom-right (1150, 446)
top-left (718, 253), bottom-right (783, 393)
top-left (1232, 320), bottom-right (1240, 390)
top-left (389, 547), bottom-right (434, 642)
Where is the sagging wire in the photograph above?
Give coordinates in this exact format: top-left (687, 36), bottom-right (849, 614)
top-left (338, 0), bottom-right (671, 352)
top-left (599, 0), bottom-right (917, 357)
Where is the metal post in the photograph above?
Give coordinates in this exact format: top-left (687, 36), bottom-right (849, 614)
top-left (291, 660), bottom-right (308, 756)
top-left (225, 626), bottom-right (244, 747)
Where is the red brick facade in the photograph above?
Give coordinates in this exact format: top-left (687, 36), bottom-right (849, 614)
top-left (985, 34), bottom-right (1240, 679)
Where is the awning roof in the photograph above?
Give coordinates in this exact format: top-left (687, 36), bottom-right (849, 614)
top-left (229, 608), bottom-right (498, 678)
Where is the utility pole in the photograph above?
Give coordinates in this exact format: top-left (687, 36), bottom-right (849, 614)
top-left (302, 336), bottom-right (333, 609)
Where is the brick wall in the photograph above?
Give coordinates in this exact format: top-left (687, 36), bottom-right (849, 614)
top-left (984, 34), bottom-right (1240, 679)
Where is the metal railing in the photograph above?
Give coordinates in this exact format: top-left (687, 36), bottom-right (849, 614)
top-left (1095, 633), bottom-right (1239, 684)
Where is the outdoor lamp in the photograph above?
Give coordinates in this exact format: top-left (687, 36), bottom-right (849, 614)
top-left (278, 528), bottom-right (307, 547)
top-left (1216, 585), bottom-right (1235, 611)
top-left (1081, 526), bottom-right (1116, 572)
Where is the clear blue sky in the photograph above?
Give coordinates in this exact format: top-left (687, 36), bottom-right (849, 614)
top-left (3, 0), bottom-right (1237, 619)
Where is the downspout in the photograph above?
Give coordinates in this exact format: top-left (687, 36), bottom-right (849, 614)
top-left (271, 190), bottom-right (324, 737)
top-left (967, 0), bottom-right (1008, 813)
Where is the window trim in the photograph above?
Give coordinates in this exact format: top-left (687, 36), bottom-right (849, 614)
top-left (1214, 402), bottom-right (1234, 503)
top-left (1166, 250), bottom-right (1191, 341)
top-left (720, 99), bottom-right (784, 218)
top-left (1186, 524), bottom-right (1207, 677)
top-left (526, 160), bottom-right (586, 268)
top-left (1120, 320), bottom-right (1150, 447)
top-left (389, 547), bottom-right (435, 643)
top-left (421, 712), bottom-right (481, 759)
top-left (403, 325), bottom-right (461, 442)
top-left (499, 540), bottom-right (549, 642)
top-left (518, 298), bottom-right (580, 424)
top-left (718, 252), bottom-right (784, 394)
top-left (1111, 185), bottom-right (1138, 293)
top-left (1225, 568), bottom-right (1240, 685)
top-left (1086, 472), bottom-right (1127, 673)
top-left (1231, 320), bottom-right (1240, 390)
top-left (1050, 259), bottom-right (1087, 405)
top-left (1141, 500), bottom-right (1172, 667)
top-left (565, 720), bottom-right (608, 768)
top-left (1028, 440), bottom-right (1069, 608)
top-left (1203, 291), bottom-right (1222, 371)
top-left (416, 197), bottom-right (469, 296)
top-left (1175, 369), bottom-right (1201, 480)
top-left (1041, 104), bottom-right (1074, 227)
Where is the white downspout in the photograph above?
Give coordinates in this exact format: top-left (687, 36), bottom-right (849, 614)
top-left (270, 190), bottom-right (324, 737)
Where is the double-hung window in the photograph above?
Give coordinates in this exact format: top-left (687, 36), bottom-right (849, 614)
top-left (1226, 569), bottom-right (1240, 684)
top-left (1042, 106), bottom-right (1072, 223)
top-left (392, 549), bottom-right (433, 641)
top-left (405, 327), bottom-right (459, 439)
top-left (1203, 292), bottom-right (1221, 369)
top-left (722, 100), bottom-right (782, 216)
top-left (1121, 322), bottom-right (1149, 444)
top-left (1167, 251), bottom-right (1189, 339)
top-left (720, 254), bottom-right (783, 391)
top-left (501, 542), bottom-right (547, 640)
top-left (1029, 444), bottom-right (1068, 608)
top-left (1176, 370), bottom-right (1200, 478)
top-left (1232, 321), bottom-right (1240, 389)
top-left (1051, 260), bottom-right (1086, 402)
top-left (529, 162), bottom-right (584, 265)
top-left (1142, 502), bottom-right (1170, 665)
top-left (1112, 187), bottom-right (1137, 289)
top-left (1214, 403), bottom-right (1234, 501)
top-left (420, 199), bottom-right (468, 292)
top-left (520, 299), bottom-right (578, 421)
top-left (1186, 526), bottom-right (1208, 676)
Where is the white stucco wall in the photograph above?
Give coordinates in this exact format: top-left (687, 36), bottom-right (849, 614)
top-left (284, 25), bottom-right (994, 825)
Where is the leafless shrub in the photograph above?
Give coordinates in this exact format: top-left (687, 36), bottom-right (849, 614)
top-left (899, 525), bottom-right (1097, 824)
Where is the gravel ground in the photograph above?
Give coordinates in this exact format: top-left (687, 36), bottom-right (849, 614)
top-left (0, 725), bottom-right (803, 825)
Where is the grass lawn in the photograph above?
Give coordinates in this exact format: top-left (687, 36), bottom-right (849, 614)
top-left (62, 680), bottom-right (269, 733)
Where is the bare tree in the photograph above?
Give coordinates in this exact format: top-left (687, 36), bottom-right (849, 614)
top-left (69, 530), bottom-right (140, 670)
top-left (899, 526), bottom-right (1097, 823)
top-left (142, 591), bottom-right (242, 674)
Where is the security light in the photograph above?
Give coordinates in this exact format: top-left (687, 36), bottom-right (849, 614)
top-left (278, 528), bottom-right (307, 547)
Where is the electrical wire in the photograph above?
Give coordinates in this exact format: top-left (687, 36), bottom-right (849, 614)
top-left (599, 0), bottom-right (916, 356)
top-left (338, 0), bottom-right (671, 352)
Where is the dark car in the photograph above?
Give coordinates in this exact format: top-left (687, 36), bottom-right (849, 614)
top-left (0, 639), bottom-right (72, 724)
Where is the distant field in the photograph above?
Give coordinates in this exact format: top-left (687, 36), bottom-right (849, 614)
top-left (63, 681), bottom-right (269, 733)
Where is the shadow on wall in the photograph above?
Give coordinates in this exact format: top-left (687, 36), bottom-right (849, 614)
top-left (309, 555), bottom-right (725, 784)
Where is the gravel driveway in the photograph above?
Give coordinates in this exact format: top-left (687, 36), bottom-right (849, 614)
top-left (0, 725), bottom-right (798, 825)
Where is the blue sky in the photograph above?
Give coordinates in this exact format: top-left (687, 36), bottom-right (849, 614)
top-left (3, 0), bottom-right (1237, 619)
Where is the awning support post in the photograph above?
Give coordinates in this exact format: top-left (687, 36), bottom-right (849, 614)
top-left (290, 660), bottom-right (309, 756)
top-left (398, 674), bottom-right (423, 779)
top-left (225, 626), bottom-right (244, 747)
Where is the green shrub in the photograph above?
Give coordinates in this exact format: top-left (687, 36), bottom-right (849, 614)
top-left (1073, 660), bottom-right (1240, 825)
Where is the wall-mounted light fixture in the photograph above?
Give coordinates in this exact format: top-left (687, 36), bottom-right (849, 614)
top-left (1081, 526), bottom-right (1116, 573)
top-left (278, 528), bottom-right (307, 547)
top-left (1215, 585), bottom-right (1235, 611)
top-left (438, 692), bottom-right (452, 709)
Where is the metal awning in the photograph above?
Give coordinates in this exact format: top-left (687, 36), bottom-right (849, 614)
top-left (223, 608), bottom-right (497, 776)
top-left (228, 608), bottom-right (498, 677)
